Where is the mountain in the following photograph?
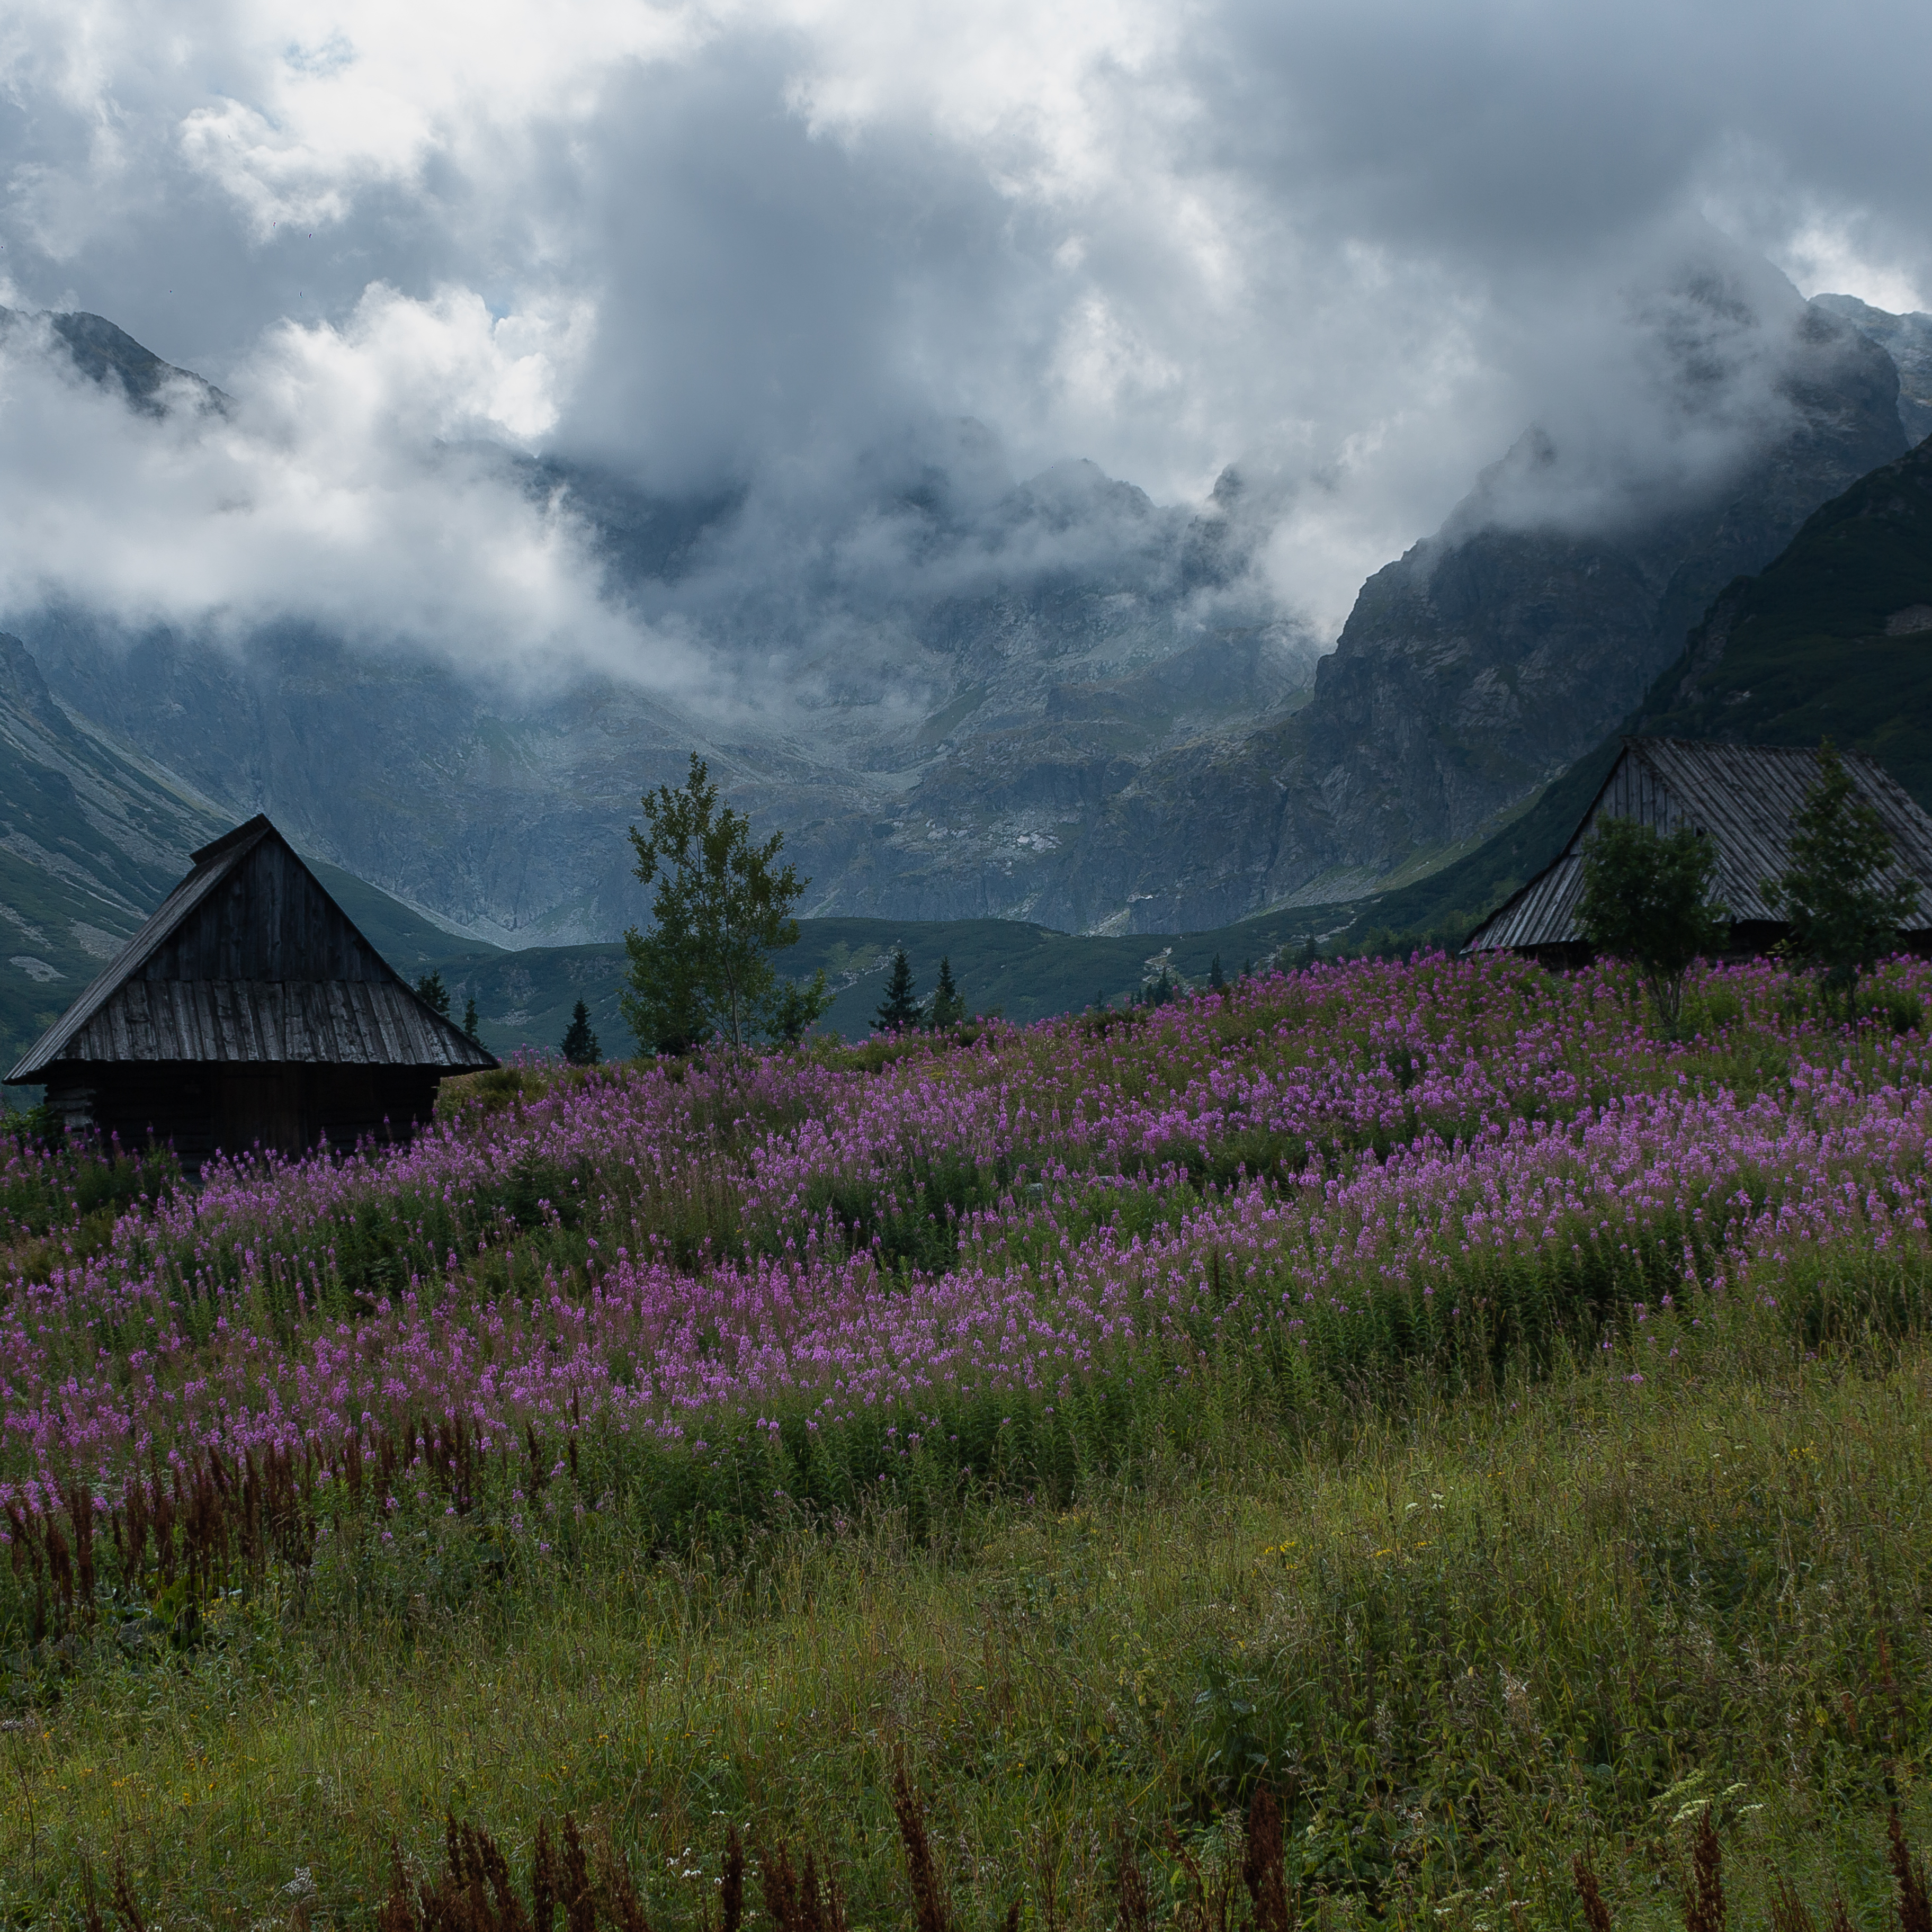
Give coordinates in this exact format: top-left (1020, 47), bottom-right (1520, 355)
top-left (1322, 422), bottom-right (1932, 954)
top-left (1635, 430), bottom-right (1932, 790)
top-left (1039, 264), bottom-right (1910, 931)
top-left (1814, 293), bottom-right (1932, 444)
top-left (0, 249), bottom-right (1917, 945)
top-left (0, 631), bottom-right (230, 1068)
top-left (0, 621), bottom-right (1339, 1075)
top-left (16, 442), bottom-right (1316, 945)
top-left (0, 306), bottom-right (229, 417)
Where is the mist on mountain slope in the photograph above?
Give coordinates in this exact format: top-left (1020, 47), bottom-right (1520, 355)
top-left (0, 230), bottom-right (1920, 944)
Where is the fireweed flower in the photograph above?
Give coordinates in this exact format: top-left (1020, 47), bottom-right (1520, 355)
top-left (1, 952), bottom-right (1928, 1505)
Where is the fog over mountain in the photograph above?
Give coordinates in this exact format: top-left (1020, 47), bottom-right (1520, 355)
top-left (3, 0), bottom-right (1931, 941)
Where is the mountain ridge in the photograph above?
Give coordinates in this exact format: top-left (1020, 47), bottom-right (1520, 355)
top-left (2, 260), bottom-right (1925, 956)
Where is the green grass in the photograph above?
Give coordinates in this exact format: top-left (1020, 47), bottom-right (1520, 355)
top-left (4, 1294), bottom-right (1931, 1929)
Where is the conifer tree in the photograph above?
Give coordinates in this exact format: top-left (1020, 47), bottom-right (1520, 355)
top-left (414, 970), bottom-right (451, 1017)
top-left (929, 954), bottom-right (965, 1028)
top-left (1209, 953), bottom-right (1226, 989)
top-left (1767, 738), bottom-right (1921, 1014)
top-left (560, 999), bottom-right (601, 1066)
top-left (462, 995), bottom-right (480, 1042)
top-left (874, 947), bottom-right (920, 1033)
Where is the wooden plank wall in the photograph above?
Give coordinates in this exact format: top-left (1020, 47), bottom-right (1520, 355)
top-left (49, 1065), bottom-right (443, 1168)
top-left (139, 839), bottom-right (382, 983)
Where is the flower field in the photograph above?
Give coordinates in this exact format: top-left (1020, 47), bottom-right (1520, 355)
top-left (4, 951), bottom-right (1929, 1528)
top-left (7, 949), bottom-right (1932, 1926)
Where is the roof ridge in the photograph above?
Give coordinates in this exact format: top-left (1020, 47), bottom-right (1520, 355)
top-left (6, 816), bottom-right (496, 1081)
top-left (190, 812), bottom-right (273, 865)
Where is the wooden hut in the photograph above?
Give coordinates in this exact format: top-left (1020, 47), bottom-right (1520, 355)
top-left (4, 815), bottom-right (495, 1164)
top-left (1464, 737), bottom-right (1932, 962)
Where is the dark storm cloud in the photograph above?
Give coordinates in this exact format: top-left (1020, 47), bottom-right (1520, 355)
top-left (0, 0), bottom-right (1926, 673)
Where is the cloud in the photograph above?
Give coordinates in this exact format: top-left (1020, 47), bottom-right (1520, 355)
top-left (0, 0), bottom-right (1928, 666)
top-left (0, 288), bottom-right (722, 698)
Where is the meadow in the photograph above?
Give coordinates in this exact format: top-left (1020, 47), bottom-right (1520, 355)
top-left (2, 952), bottom-right (1931, 1930)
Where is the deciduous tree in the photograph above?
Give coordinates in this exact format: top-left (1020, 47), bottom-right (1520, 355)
top-left (1576, 816), bottom-right (1726, 1030)
top-left (622, 753), bottom-right (830, 1054)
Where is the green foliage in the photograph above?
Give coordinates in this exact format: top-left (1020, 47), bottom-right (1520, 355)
top-left (770, 969), bottom-right (833, 1045)
top-left (1208, 952), bottom-right (1226, 989)
top-left (0, 1135), bottom-right (181, 1256)
top-left (1577, 815), bottom-right (1727, 1027)
top-left (8, 1309), bottom-right (1932, 1926)
top-left (413, 969), bottom-right (452, 1017)
top-left (1767, 739), bottom-right (1921, 1010)
top-left (462, 995), bottom-right (480, 1042)
top-left (928, 954), bottom-right (965, 1029)
top-left (559, 999), bottom-right (602, 1067)
top-left (1137, 961), bottom-right (1183, 1007)
top-left (621, 752), bottom-right (816, 1054)
top-left (873, 946), bottom-right (920, 1034)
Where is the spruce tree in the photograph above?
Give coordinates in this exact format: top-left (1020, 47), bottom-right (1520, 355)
top-left (414, 970), bottom-right (451, 1017)
top-left (560, 999), bottom-right (602, 1066)
top-left (874, 947), bottom-right (920, 1033)
top-left (462, 995), bottom-right (480, 1042)
top-left (1766, 738), bottom-right (1921, 1014)
top-left (1209, 953), bottom-right (1226, 989)
top-left (929, 954), bottom-right (965, 1028)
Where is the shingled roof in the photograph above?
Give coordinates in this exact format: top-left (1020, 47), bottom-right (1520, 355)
top-left (5, 815), bottom-right (495, 1081)
top-left (1465, 738), bottom-right (1932, 954)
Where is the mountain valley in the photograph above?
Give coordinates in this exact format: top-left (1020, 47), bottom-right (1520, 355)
top-left (5, 256), bottom-right (1932, 1072)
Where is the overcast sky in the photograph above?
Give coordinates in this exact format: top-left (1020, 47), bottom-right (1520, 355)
top-left (2, 0), bottom-right (1929, 674)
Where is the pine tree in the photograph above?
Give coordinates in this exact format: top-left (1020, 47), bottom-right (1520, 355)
top-left (1208, 953), bottom-right (1226, 990)
top-left (770, 971), bottom-right (832, 1045)
top-left (462, 996), bottom-right (480, 1042)
top-left (414, 970), bottom-right (451, 1017)
top-left (874, 947), bottom-right (920, 1033)
top-left (929, 954), bottom-right (965, 1028)
top-left (560, 999), bottom-right (601, 1066)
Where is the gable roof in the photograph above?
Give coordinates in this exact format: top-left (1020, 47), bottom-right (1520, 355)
top-left (6, 816), bottom-right (497, 1079)
top-left (1465, 738), bottom-right (1932, 953)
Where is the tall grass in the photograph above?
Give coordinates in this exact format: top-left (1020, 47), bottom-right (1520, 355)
top-left (2, 1298), bottom-right (1930, 1927)
top-left (5, 955), bottom-right (1932, 1926)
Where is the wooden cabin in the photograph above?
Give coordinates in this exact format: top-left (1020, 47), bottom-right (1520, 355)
top-left (4, 816), bottom-right (495, 1165)
top-left (1464, 738), bottom-right (1932, 962)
